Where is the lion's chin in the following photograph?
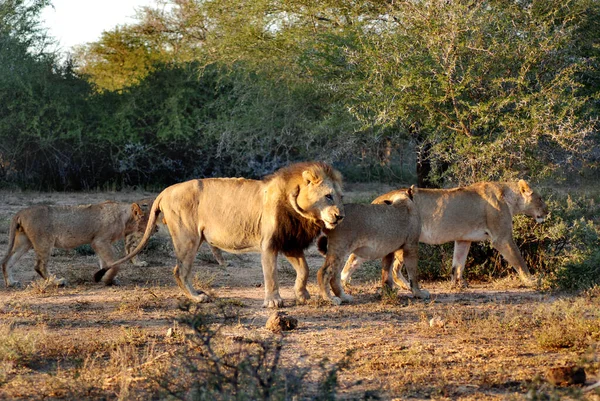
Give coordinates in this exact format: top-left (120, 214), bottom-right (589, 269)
top-left (535, 216), bottom-right (547, 223)
top-left (323, 221), bottom-right (338, 230)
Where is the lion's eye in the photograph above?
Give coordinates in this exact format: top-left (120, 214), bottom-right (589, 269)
top-left (325, 194), bottom-right (334, 202)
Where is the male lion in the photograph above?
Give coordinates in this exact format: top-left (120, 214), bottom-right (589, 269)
top-left (1, 201), bottom-right (143, 287)
top-left (316, 188), bottom-right (429, 305)
top-left (125, 197), bottom-right (227, 267)
top-left (341, 180), bottom-right (548, 288)
top-left (94, 162), bottom-right (345, 307)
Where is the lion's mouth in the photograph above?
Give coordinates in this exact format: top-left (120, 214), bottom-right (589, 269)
top-left (324, 215), bottom-right (344, 229)
top-left (535, 215), bottom-right (547, 223)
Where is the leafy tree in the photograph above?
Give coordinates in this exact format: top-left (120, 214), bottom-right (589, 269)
top-left (0, 0), bottom-right (95, 188)
top-left (310, 0), bottom-right (598, 184)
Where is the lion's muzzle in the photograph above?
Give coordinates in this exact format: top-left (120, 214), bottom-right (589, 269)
top-left (323, 211), bottom-right (344, 229)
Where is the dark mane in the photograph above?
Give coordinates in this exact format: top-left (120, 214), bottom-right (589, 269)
top-left (264, 161), bottom-right (341, 253)
top-left (270, 205), bottom-right (322, 253)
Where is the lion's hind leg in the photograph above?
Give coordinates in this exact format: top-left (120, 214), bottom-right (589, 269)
top-left (125, 232), bottom-right (148, 267)
top-left (399, 247), bottom-right (430, 299)
top-left (391, 252), bottom-right (411, 290)
top-left (209, 245), bottom-right (228, 267)
top-left (92, 240), bottom-right (120, 286)
top-left (32, 244), bottom-right (65, 286)
top-left (450, 241), bottom-right (471, 289)
top-left (2, 231), bottom-right (32, 287)
top-left (330, 260), bottom-right (353, 304)
top-left (340, 253), bottom-right (363, 287)
top-left (172, 236), bottom-right (209, 303)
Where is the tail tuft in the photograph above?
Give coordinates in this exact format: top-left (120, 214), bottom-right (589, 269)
top-left (93, 268), bottom-right (107, 282)
top-left (316, 236), bottom-right (328, 255)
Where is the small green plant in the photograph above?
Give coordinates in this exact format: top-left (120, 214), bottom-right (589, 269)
top-left (0, 323), bottom-right (42, 369)
top-left (533, 300), bottom-right (600, 351)
top-left (193, 271), bottom-right (217, 293)
top-left (27, 277), bottom-right (60, 296)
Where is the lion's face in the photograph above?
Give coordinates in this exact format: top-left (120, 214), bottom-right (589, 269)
top-left (295, 170), bottom-right (345, 230)
top-left (134, 197), bottom-right (155, 233)
top-left (124, 202), bottom-right (144, 235)
top-left (518, 180), bottom-right (548, 223)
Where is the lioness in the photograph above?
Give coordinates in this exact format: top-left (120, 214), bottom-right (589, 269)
top-left (341, 180), bottom-right (548, 288)
top-left (1, 201), bottom-right (143, 287)
top-left (94, 162), bottom-right (345, 307)
top-left (125, 197), bottom-right (227, 267)
top-left (316, 188), bottom-right (429, 305)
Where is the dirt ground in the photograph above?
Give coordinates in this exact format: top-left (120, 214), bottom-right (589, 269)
top-left (0, 187), bottom-right (598, 400)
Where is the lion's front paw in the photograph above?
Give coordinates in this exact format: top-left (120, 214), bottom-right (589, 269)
top-left (103, 278), bottom-right (120, 286)
top-left (340, 293), bottom-right (354, 303)
top-left (54, 277), bottom-right (67, 287)
top-left (520, 274), bottom-right (537, 288)
top-left (192, 293), bottom-right (211, 303)
top-left (263, 294), bottom-right (284, 308)
top-left (330, 296), bottom-right (342, 306)
top-left (451, 278), bottom-right (468, 290)
top-left (413, 289), bottom-right (431, 299)
top-left (295, 288), bottom-right (310, 305)
top-left (6, 279), bottom-right (21, 288)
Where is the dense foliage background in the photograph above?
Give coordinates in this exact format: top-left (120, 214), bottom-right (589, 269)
top-left (2, 0), bottom-right (598, 189)
top-left (0, 0), bottom-right (599, 288)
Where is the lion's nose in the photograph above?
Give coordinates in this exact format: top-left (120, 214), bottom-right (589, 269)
top-left (334, 214), bottom-right (344, 223)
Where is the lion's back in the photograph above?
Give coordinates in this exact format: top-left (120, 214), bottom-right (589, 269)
top-left (16, 202), bottom-right (133, 249)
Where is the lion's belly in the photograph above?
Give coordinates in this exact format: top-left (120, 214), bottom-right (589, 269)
top-left (211, 243), bottom-right (262, 254)
top-left (352, 239), bottom-right (402, 261)
top-left (420, 226), bottom-right (489, 244)
top-left (204, 235), bottom-right (261, 254)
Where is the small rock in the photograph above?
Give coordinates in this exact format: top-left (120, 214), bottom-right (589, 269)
top-left (265, 311), bottom-right (298, 333)
top-left (429, 315), bottom-right (446, 328)
top-left (178, 298), bottom-right (192, 311)
top-left (546, 365), bottom-right (586, 386)
top-left (166, 327), bottom-right (173, 338)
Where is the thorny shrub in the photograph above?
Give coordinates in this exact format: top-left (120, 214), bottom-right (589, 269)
top-left (151, 307), bottom-right (355, 401)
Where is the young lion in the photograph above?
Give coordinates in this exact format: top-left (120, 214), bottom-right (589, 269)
top-left (342, 180), bottom-right (549, 288)
top-left (1, 201), bottom-right (143, 287)
top-left (316, 188), bottom-right (429, 305)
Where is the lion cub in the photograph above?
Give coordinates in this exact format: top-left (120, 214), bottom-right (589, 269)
top-left (316, 188), bottom-right (429, 305)
top-left (1, 201), bottom-right (143, 287)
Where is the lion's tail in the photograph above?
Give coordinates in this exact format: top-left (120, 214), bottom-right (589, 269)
top-left (316, 235), bottom-right (328, 256)
top-left (94, 195), bottom-right (163, 282)
top-left (1, 214), bottom-right (21, 281)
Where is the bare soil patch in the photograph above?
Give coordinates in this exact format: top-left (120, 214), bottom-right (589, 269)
top-left (0, 188), bottom-right (598, 400)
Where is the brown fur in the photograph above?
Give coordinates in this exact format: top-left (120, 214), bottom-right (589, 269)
top-left (316, 190), bottom-right (428, 304)
top-left (341, 180), bottom-right (548, 288)
top-left (95, 162), bottom-right (345, 307)
top-left (1, 201), bottom-right (143, 287)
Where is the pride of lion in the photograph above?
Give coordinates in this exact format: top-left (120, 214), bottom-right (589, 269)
top-left (1, 161), bottom-right (548, 308)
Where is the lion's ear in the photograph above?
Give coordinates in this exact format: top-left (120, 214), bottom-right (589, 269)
top-left (302, 170), bottom-right (320, 186)
top-left (407, 185), bottom-right (415, 200)
top-left (131, 203), bottom-right (142, 218)
top-left (518, 179), bottom-right (533, 196)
